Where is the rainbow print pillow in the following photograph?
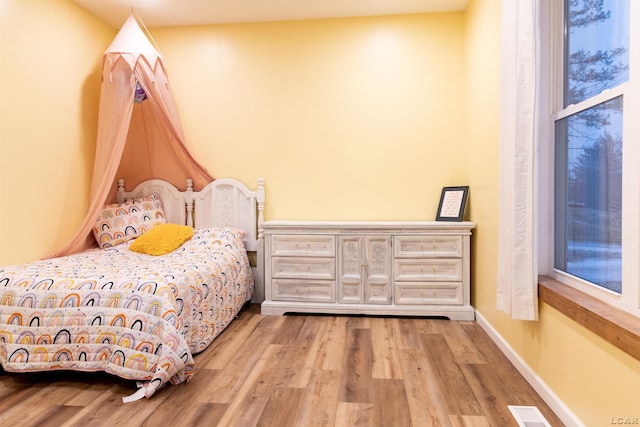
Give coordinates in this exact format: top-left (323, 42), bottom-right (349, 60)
top-left (93, 193), bottom-right (166, 249)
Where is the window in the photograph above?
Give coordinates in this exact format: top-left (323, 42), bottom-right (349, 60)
top-left (549, 0), bottom-right (638, 313)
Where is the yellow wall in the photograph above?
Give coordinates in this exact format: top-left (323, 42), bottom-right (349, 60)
top-left (0, 0), bottom-right (115, 264)
top-left (150, 14), bottom-right (468, 221)
top-left (464, 0), bottom-right (640, 425)
top-left (1, 0), bottom-right (639, 424)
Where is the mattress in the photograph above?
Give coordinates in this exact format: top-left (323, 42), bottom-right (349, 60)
top-left (0, 227), bottom-right (254, 400)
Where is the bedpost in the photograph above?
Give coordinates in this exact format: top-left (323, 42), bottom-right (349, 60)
top-left (117, 179), bottom-right (126, 203)
top-left (185, 179), bottom-right (194, 227)
top-left (256, 177), bottom-right (265, 240)
top-left (254, 177), bottom-right (265, 303)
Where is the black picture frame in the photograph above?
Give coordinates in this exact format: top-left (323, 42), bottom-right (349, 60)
top-left (436, 186), bottom-right (469, 222)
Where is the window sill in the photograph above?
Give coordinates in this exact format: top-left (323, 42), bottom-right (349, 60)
top-left (538, 275), bottom-right (640, 361)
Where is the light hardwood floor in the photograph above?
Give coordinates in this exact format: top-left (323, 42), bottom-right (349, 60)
top-left (0, 304), bottom-right (564, 426)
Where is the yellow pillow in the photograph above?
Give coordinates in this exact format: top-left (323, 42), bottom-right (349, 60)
top-left (129, 223), bottom-right (194, 256)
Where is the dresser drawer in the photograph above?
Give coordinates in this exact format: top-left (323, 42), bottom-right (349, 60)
top-left (394, 235), bottom-right (463, 258)
top-left (394, 259), bottom-right (462, 281)
top-left (272, 279), bottom-right (335, 302)
top-left (271, 257), bottom-right (335, 279)
top-left (270, 235), bottom-right (335, 257)
top-left (395, 282), bottom-right (463, 305)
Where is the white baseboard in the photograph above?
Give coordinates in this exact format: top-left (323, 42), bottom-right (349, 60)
top-left (475, 311), bottom-right (585, 427)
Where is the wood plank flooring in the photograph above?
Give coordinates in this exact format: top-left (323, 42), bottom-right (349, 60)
top-left (0, 304), bottom-right (564, 426)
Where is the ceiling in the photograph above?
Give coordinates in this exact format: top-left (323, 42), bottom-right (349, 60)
top-left (72, 0), bottom-right (469, 28)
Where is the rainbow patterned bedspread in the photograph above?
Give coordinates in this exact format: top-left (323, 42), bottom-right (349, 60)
top-left (0, 227), bottom-right (253, 400)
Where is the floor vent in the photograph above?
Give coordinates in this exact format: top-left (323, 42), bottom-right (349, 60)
top-left (508, 405), bottom-right (553, 427)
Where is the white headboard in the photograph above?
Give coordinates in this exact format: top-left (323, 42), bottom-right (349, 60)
top-left (117, 178), bottom-right (190, 225)
top-left (116, 177), bottom-right (265, 303)
top-left (192, 178), bottom-right (265, 252)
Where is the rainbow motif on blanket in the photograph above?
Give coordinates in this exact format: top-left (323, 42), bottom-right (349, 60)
top-left (0, 228), bottom-right (254, 399)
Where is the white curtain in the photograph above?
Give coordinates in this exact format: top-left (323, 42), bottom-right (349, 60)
top-left (497, 0), bottom-right (540, 321)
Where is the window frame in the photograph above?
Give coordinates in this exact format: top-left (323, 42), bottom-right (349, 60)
top-left (540, 0), bottom-right (640, 318)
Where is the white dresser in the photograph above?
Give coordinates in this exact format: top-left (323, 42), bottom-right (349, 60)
top-left (261, 221), bottom-right (475, 320)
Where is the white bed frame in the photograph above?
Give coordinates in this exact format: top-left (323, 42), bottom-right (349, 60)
top-left (116, 177), bottom-right (265, 303)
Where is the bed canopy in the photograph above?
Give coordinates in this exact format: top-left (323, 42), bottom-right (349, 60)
top-left (49, 13), bottom-right (213, 258)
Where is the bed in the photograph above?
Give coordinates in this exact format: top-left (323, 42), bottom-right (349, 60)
top-left (0, 177), bottom-right (265, 402)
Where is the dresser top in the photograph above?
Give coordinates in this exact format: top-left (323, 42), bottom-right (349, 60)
top-left (262, 220), bottom-right (475, 234)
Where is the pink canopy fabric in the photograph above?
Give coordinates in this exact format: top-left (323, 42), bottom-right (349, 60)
top-left (48, 14), bottom-right (213, 258)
